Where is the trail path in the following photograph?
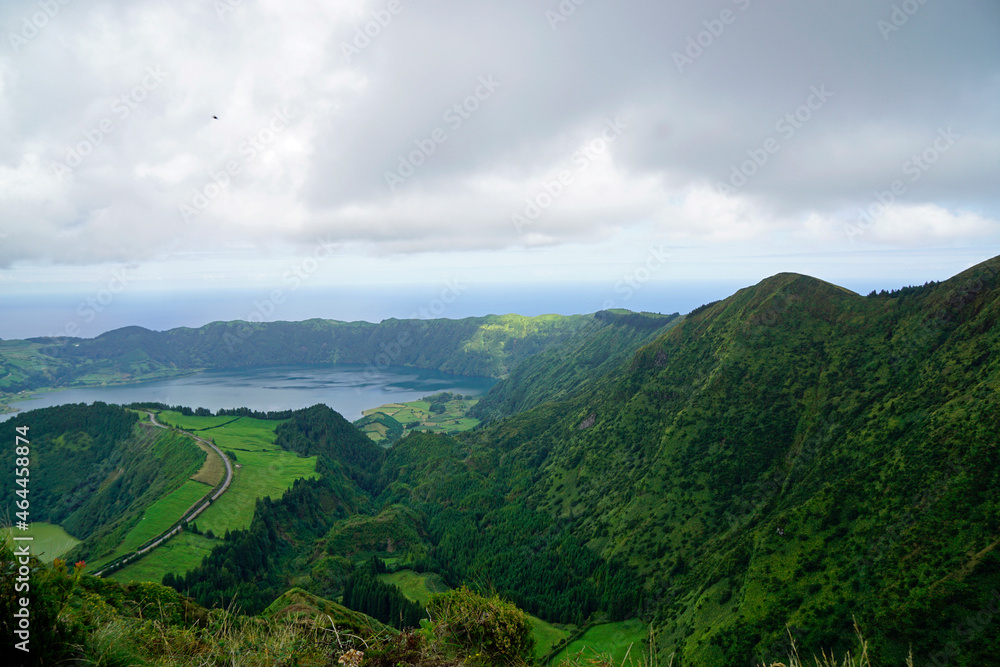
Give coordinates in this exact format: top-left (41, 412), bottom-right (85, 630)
top-left (92, 412), bottom-right (234, 576)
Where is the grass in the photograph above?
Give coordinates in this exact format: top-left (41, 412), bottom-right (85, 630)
top-left (195, 447), bottom-right (319, 534)
top-left (190, 438), bottom-right (226, 486)
top-left (379, 570), bottom-right (451, 606)
top-left (86, 479), bottom-right (211, 572)
top-left (360, 397), bottom-right (482, 442)
top-left (530, 615), bottom-right (574, 660)
top-left (551, 619), bottom-right (649, 666)
top-left (380, 568), bottom-right (572, 659)
top-left (108, 531), bottom-right (220, 586)
top-left (147, 412), bottom-right (319, 535)
top-left (97, 412), bottom-right (317, 583)
top-left (3, 522), bottom-right (80, 562)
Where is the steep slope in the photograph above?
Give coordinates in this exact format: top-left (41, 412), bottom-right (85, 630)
top-left (458, 260), bottom-right (1000, 665)
top-left (1, 404), bottom-right (205, 563)
top-left (29, 258), bottom-right (999, 666)
top-left (471, 309), bottom-right (681, 422)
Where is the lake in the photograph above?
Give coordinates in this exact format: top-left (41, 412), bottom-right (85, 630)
top-left (2, 364), bottom-right (496, 422)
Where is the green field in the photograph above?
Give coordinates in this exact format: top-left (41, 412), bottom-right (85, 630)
top-left (359, 394), bottom-right (482, 443)
top-left (99, 412), bottom-right (319, 584)
top-left (154, 413), bottom-right (318, 535)
top-left (3, 522), bottom-right (80, 562)
top-left (380, 569), bottom-right (572, 658)
top-left (550, 619), bottom-right (650, 666)
top-left (109, 531), bottom-right (220, 585)
top-left (379, 570), bottom-right (451, 606)
top-left (88, 479), bottom-right (211, 571)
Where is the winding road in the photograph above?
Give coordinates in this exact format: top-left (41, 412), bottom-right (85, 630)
top-left (92, 412), bottom-right (235, 576)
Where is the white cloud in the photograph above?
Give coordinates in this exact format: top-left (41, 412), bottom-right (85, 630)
top-left (0, 0), bottom-right (997, 285)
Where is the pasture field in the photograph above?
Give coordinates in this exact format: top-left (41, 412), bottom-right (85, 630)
top-left (379, 570), bottom-right (451, 606)
top-left (3, 522), bottom-right (80, 562)
top-left (154, 413), bottom-right (318, 535)
top-left (194, 446), bottom-right (319, 534)
top-left (87, 479), bottom-right (211, 572)
top-left (101, 411), bottom-right (317, 583)
top-left (360, 395), bottom-right (481, 443)
top-left (549, 619), bottom-right (649, 666)
top-left (108, 531), bottom-right (220, 585)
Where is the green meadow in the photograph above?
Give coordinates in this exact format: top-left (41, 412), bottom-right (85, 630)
top-left (359, 395), bottom-right (482, 443)
top-left (150, 413), bottom-right (320, 535)
top-left (4, 522), bottom-right (80, 563)
top-left (109, 531), bottom-right (220, 586)
top-left (549, 619), bottom-right (650, 665)
top-left (87, 479), bottom-right (211, 572)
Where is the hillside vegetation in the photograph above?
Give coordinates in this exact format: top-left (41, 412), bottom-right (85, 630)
top-left (1, 404), bottom-right (205, 570)
top-left (0, 313), bottom-right (610, 407)
top-left (4, 257), bottom-right (1000, 666)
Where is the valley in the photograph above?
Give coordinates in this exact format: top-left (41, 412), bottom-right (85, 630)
top-left (3, 260), bottom-right (1000, 666)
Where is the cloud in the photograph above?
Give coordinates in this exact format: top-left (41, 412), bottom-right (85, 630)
top-left (0, 0), bottom-right (997, 279)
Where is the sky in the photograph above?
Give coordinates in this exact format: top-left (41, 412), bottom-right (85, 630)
top-left (1, 0), bottom-right (999, 336)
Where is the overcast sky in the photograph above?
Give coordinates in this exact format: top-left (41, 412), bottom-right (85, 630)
top-left (1, 0), bottom-right (999, 317)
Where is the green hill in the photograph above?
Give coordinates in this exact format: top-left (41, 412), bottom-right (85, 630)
top-left (0, 404), bottom-right (205, 568)
top-left (6, 257), bottom-right (1000, 666)
top-left (471, 309), bottom-right (680, 421)
top-left (0, 313), bottom-right (604, 400)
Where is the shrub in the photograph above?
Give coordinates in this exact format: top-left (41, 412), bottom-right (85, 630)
top-left (427, 586), bottom-right (534, 665)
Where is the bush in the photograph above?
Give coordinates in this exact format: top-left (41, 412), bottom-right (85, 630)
top-left (427, 586), bottom-right (534, 665)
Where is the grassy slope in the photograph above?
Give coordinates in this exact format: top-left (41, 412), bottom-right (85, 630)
top-left (156, 412), bottom-right (320, 535)
top-left (466, 264), bottom-right (1000, 665)
top-left (107, 412), bottom-right (321, 585)
top-left (88, 479), bottom-right (210, 571)
top-left (109, 531), bottom-right (220, 585)
top-left (550, 620), bottom-right (649, 665)
top-left (0, 406), bottom-right (206, 572)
